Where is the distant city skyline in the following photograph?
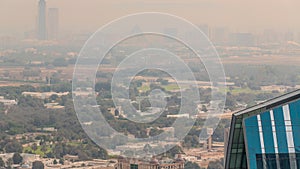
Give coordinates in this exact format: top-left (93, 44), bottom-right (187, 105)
top-left (0, 0), bottom-right (300, 37)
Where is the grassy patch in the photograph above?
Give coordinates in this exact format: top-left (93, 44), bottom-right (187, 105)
top-left (23, 145), bottom-right (52, 156)
top-left (138, 85), bottom-right (150, 92)
top-left (162, 84), bottom-right (180, 91)
top-left (138, 84), bottom-right (180, 92)
top-left (225, 87), bottom-right (273, 95)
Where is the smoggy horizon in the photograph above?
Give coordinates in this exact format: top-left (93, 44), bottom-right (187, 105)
top-left (1, 0), bottom-right (300, 37)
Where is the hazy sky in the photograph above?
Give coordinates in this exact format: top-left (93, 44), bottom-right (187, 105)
top-left (0, 0), bottom-right (299, 36)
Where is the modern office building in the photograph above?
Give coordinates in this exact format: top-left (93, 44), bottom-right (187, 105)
top-left (38, 0), bottom-right (47, 40)
top-left (48, 8), bottom-right (59, 40)
top-left (225, 90), bottom-right (300, 169)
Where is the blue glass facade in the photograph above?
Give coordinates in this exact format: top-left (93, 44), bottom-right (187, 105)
top-left (244, 100), bottom-right (300, 169)
top-left (225, 90), bottom-right (300, 169)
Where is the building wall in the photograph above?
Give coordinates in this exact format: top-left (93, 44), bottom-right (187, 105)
top-left (38, 0), bottom-right (47, 40)
top-left (48, 8), bottom-right (59, 40)
top-left (117, 158), bottom-right (184, 169)
top-left (244, 99), bottom-right (300, 169)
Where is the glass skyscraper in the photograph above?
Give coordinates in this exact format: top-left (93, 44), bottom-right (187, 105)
top-left (225, 90), bottom-right (300, 169)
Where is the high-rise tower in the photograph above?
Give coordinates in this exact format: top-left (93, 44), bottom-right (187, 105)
top-left (48, 8), bottom-right (59, 40)
top-left (38, 0), bottom-right (47, 40)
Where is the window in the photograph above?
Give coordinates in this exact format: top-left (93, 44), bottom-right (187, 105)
top-left (131, 164), bottom-right (138, 169)
top-left (256, 153), bottom-right (300, 169)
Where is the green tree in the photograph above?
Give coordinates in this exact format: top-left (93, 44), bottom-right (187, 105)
top-left (207, 160), bottom-right (223, 169)
top-left (165, 145), bottom-right (183, 158)
top-left (59, 159), bottom-right (64, 165)
top-left (183, 135), bottom-right (200, 148)
top-left (50, 94), bottom-right (59, 101)
top-left (201, 105), bottom-right (207, 112)
top-left (184, 161), bottom-right (200, 169)
top-left (149, 128), bottom-right (163, 137)
top-left (41, 145), bottom-right (48, 152)
top-left (78, 151), bottom-right (89, 161)
top-left (0, 157), bottom-right (5, 167)
top-left (32, 161), bottom-right (44, 169)
top-left (32, 143), bottom-right (38, 151)
top-left (12, 153), bottom-right (23, 164)
top-left (4, 141), bottom-right (22, 153)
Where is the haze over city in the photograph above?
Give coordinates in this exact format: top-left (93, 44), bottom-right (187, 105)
top-left (1, 1), bottom-right (300, 169)
top-left (1, 0), bottom-right (300, 36)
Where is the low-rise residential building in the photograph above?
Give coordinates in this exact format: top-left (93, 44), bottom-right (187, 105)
top-left (22, 92), bottom-right (69, 99)
top-left (0, 96), bottom-right (17, 106)
top-left (117, 156), bottom-right (184, 169)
